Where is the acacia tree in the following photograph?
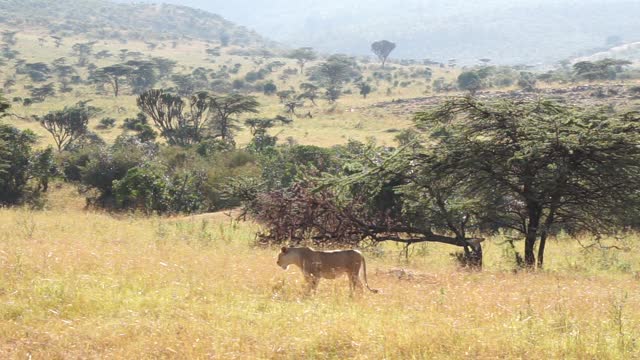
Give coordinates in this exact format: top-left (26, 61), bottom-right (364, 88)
top-left (412, 97), bottom-right (640, 267)
top-left (93, 64), bottom-right (131, 97)
top-left (137, 90), bottom-right (213, 146)
top-left (287, 47), bottom-right (317, 74)
top-left (37, 101), bottom-right (98, 151)
top-left (371, 40), bottom-right (396, 68)
top-left (298, 83), bottom-right (319, 105)
top-left (209, 94), bottom-right (260, 142)
top-left (71, 42), bottom-right (95, 67)
top-left (308, 55), bottom-right (360, 103)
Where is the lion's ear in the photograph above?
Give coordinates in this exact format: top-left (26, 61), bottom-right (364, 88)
top-left (281, 247), bottom-right (288, 253)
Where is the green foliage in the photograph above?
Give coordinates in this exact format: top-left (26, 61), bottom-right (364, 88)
top-left (573, 58), bottom-right (632, 81)
top-left (259, 144), bottom-right (339, 190)
top-left (245, 116), bottom-right (292, 152)
top-left (97, 117), bottom-right (116, 130)
top-left (517, 71), bottom-right (537, 92)
top-left (122, 113), bottom-right (157, 143)
top-left (413, 97), bottom-right (640, 266)
top-left (37, 101), bottom-right (100, 151)
top-left (457, 71), bottom-right (482, 93)
top-left (79, 137), bottom-right (156, 205)
top-left (0, 117), bottom-right (53, 205)
top-left (262, 82), bottom-right (277, 95)
top-left (113, 165), bottom-right (169, 213)
top-left (208, 93), bottom-right (260, 142)
top-left (309, 55), bottom-right (361, 103)
top-left (137, 90), bottom-right (216, 146)
top-left (356, 82), bottom-right (373, 98)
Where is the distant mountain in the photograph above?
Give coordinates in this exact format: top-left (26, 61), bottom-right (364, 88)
top-left (0, 0), bottom-right (276, 48)
top-left (136, 0), bottom-right (640, 65)
top-left (574, 42), bottom-right (640, 64)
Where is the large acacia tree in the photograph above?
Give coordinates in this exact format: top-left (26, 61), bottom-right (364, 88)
top-left (413, 97), bottom-right (640, 267)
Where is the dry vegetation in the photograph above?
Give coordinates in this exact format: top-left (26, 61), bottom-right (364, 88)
top-left (1, 185), bottom-right (639, 359)
top-left (3, 12), bottom-right (640, 359)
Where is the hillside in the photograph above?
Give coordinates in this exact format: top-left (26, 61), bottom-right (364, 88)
top-left (0, 0), bottom-right (275, 48)
top-left (152, 0), bottom-right (640, 65)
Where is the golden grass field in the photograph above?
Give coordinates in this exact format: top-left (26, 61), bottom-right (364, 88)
top-left (1, 185), bottom-right (639, 359)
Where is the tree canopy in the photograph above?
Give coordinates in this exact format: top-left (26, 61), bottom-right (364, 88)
top-left (371, 40), bottom-right (396, 68)
top-left (37, 101), bottom-right (99, 151)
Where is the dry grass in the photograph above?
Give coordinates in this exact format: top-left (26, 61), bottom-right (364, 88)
top-left (1, 187), bottom-right (639, 359)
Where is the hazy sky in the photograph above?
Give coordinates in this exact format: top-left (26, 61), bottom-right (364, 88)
top-left (118, 0), bottom-right (640, 64)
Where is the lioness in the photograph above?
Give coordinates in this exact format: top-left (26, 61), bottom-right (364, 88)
top-left (277, 246), bottom-right (378, 293)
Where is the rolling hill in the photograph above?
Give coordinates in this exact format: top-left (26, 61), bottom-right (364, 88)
top-left (0, 0), bottom-right (276, 48)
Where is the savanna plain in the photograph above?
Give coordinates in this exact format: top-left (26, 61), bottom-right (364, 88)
top-left (1, 186), bottom-right (639, 359)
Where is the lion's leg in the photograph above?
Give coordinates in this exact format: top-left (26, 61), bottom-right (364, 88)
top-left (349, 273), bottom-right (355, 292)
top-left (305, 273), bottom-right (319, 294)
top-left (353, 261), bottom-right (365, 292)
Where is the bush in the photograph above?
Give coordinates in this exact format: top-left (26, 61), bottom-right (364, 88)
top-left (97, 117), bottom-right (116, 129)
top-left (113, 165), bottom-right (169, 213)
top-left (0, 124), bottom-right (53, 205)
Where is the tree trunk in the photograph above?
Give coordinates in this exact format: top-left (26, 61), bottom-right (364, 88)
top-left (524, 206), bottom-right (541, 268)
top-left (537, 205), bottom-right (557, 269)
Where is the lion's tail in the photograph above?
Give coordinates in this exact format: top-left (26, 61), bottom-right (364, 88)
top-left (361, 256), bottom-right (379, 293)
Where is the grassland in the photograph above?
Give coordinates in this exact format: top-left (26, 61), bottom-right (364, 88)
top-left (1, 185), bottom-right (639, 359)
top-left (2, 29), bottom-right (464, 148)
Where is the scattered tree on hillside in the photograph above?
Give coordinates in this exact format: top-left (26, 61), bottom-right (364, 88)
top-left (137, 90), bottom-right (212, 146)
top-left (287, 47), bottom-right (317, 74)
top-left (245, 116), bottom-right (292, 151)
top-left (52, 58), bottom-right (77, 93)
top-left (371, 40), bottom-right (396, 68)
top-left (93, 64), bottom-right (131, 97)
top-left (298, 83), bottom-right (319, 106)
top-left (151, 57), bottom-right (177, 80)
top-left (30, 83), bottom-right (56, 102)
top-left (71, 42), bottom-right (96, 67)
top-left (517, 72), bottom-right (537, 92)
top-left (1, 31), bottom-right (17, 46)
top-left (309, 55), bottom-right (360, 103)
top-left (357, 82), bottom-right (372, 98)
top-left (209, 94), bottom-right (260, 142)
top-left (457, 71), bottom-right (482, 94)
top-left (125, 60), bottom-right (159, 95)
top-left (171, 74), bottom-right (197, 97)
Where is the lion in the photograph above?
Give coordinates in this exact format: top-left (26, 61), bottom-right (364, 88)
top-left (277, 246), bottom-right (378, 293)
